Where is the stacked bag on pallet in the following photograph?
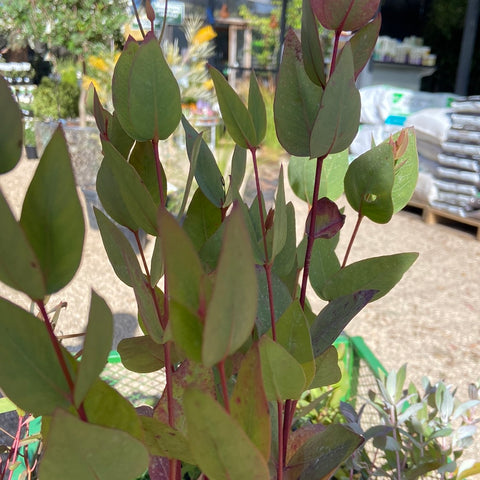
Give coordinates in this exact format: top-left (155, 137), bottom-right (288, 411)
top-left (426, 97), bottom-right (480, 218)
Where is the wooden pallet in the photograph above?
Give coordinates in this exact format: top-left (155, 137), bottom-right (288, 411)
top-left (407, 200), bottom-right (480, 240)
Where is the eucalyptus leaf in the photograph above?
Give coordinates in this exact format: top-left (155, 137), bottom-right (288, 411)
top-left (310, 44), bottom-right (361, 157)
top-left (140, 416), bottom-right (196, 464)
top-left (0, 74), bottom-right (23, 173)
top-left (258, 335), bottom-right (306, 401)
top-left (274, 301), bottom-right (315, 386)
top-left (274, 29), bottom-right (323, 157)
top-left (288, 150), bottom-right (349, 204)
top-left (310, 346), bottom-right (341, 389)
top-left (74, 291), bottom-right (113, 407)
top-left (0, 298), bottom-right (72, 415)
top-left (256, 267), bottom-right (292, 337)
top-left (203, 206), bottom-right (257, 367)
top-left (0, 189), bottom-right (46, 300)
top-left (248, 71), bottom-right (267, 144)
top-left (20, 126), bottom-right (84, 295)
top-left (129, 140), bottom-right (167, 207)
top-left (97, 140), bottom-right (158, 235)
top-left (344, 142), bottom-right (395, 223)
top-left (209, 65), bottom-right (257, 149)
top-left (183, 188), bottom-right (223, 252)
top-left (301, 0), bottom-right (326, 87)
top-left (320, 253), bottom-right (418, 302)
top-left (272, 202), bottom-right (297, 278)
top-left (308, 236), bottom-right (341, 297)
top-left (350, 14), bottom-right (382, 79)
top-left (113, 32), bottom-right (181, 141)
top-left (39, 410), bottom-right (148, 480)
top-left (184, 389), bottom-right (270, 480)
top-left (271, 166), bottom-right (288, 260)
top-left (390, 128), bottom-right (419, 213)
top-left (285, 424), bottom-right (363, 480)
top-left (311, 0), bottom-right (381, 32)
top-left (118, 335), bottom-right (166, 373)
top-left (182, 115), bottom-right (225, 208)
top-left (158, 207), bottom-right (204, 313)
top-left (95, 209), bottom-right (164, 343)
top-left (311, 290), bottom-right (376, 356)
top-left (231, 344), bottom-right (271, 461)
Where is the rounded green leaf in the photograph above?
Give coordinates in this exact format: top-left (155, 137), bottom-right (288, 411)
top-left (140, 416), bottom-right (196, 464)
top-left (0, 298), bottom-right (71, 415)
top-left (310, 44), bottom-right (361, 157)
top-left (113, 33), bottom-right (182, 141)
top-left (117, 335), bottom-right (166, 373)
top-left (97, 140), bottom-right (158, 235)
top-left (40, 410), bottom-right (149, 480)
top-left (20, 126), bottom-right (84, 295)
top-left (285, 424), bottom-right (363, 480)
top-left (0, 75), bottom-right (23, 173)
top-left (274, 30), bottom-right (323, 157)
top-left (183, 188), bottom-right (223, 252)
top-left (0, 190), bottom-right (46, 300)
top-left (112, 40), bottom-right (140, 139)
top-left (209, 65), bottom-right (257, 148)
top-left (320, 253), bottom-right (419, 302)
top-left (344, 142), bottom-right (395, 223)
top-left (391, 128), bottom-right (419, 213)
top-left (258, 335), bottom-right (306, 401)
top-left (275, 301), bottom-right (315, 387)
top-left (184, 389), bottom-right (270, 480)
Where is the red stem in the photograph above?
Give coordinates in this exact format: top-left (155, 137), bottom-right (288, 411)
top-left (152, 140), bottom-right (166, 207)
top-left (299, 156), bottom-right (326, 309)
top-left (135, 230), bottom-right (150, 276)
top-left (218, 361), bottom-right (230, 413)
top-left (277, 401), bottom-right (284, 480)
top-left (342, 213), bottom-right (363, 268)
top-left (36, 300), bottom-right (88, 421)
top-left (250, 147), bottom-right (277, 340)
top-left (329, 30), bottom-right (342, 75)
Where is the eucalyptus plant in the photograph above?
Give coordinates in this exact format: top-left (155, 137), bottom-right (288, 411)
top-left (0, 0), bottom-right (420, 479)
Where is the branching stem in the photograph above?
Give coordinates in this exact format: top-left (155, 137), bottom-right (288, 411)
top-left (299, 155), bottom-right (326, 308)
top-left (342, 212), bottom-right (363, 268)
top-left (152, 140), bottom-right (166, 207)
top-left (131, 0), bottom-right (145, 39)
top-left (250, 147), bottom-right (277, 340)
top-left (36, 300), bottom-right (87, 422)
top-left (218, 361), bottom-right (230, 413)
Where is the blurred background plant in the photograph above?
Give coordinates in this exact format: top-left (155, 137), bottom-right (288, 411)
top-left (32, 61), bottom-right (80, 120)
top-left (239, 0), bottom-right (333, 70)
top-left (84, 50), bottom-right (121, 113)
top-left (163, 16), bottom-right (216, 108)
top-left (0, 0), bottom-right (129, 126)
top-left (308, 366), bottom-right (480, 480)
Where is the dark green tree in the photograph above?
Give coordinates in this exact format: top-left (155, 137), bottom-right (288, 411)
top-left (0, 0), bottom-right (129, 125)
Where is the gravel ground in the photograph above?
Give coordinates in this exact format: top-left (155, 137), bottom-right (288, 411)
top-left (1, 153), bottom-right (479, 470)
